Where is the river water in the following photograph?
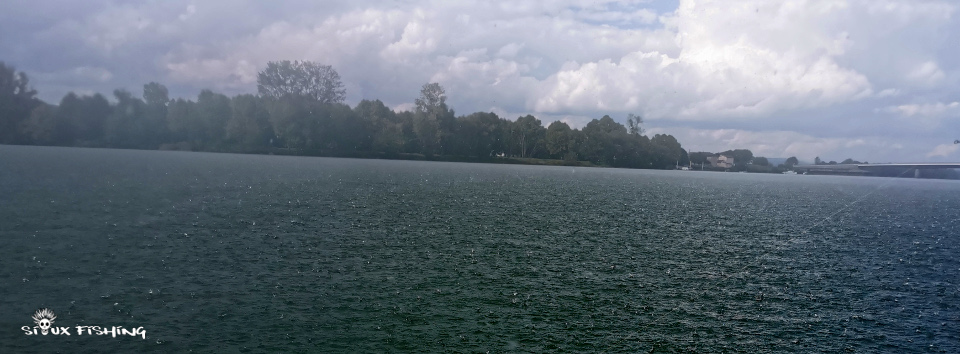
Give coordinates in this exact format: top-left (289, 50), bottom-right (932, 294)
top-left (1, 145), bottom-right (958, 352)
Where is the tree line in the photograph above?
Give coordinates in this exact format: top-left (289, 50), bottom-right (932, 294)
top-left (687, 149), bottom-right (803, 173)
top-left (0, 60), bottom-right (688, 169)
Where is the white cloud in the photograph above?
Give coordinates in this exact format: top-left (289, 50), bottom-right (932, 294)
top-left (927, 143), bottom-right (959, 158)
top-left (151, 0), bottom-right (956, 126)
top-left (885, 101), bottom-right (960, 117)
top-left (905, 61), bottom-right (946, 87)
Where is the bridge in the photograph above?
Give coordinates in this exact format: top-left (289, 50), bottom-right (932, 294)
top-left (793, 163), bottom-right (960, 177)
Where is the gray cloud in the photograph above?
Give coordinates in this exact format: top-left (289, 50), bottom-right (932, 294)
top-left (2, 0), bottom-right (959, 162)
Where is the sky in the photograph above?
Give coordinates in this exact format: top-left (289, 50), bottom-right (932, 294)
top-left (2, 0), bottom-right (959, 163)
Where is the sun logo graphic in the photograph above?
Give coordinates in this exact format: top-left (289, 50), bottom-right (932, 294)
top-left (32, 308), bottom-right (56, 335)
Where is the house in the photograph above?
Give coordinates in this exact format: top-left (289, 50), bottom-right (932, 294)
top-left (706, 155), bottom-right (735, 168)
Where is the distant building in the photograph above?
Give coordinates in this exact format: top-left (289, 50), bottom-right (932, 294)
top-left (706, 155), bottom-right (735, 168)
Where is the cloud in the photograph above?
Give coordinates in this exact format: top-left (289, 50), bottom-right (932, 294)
top-left (927, 143), bottom-right (959, 158)
top-left (884, 101), bottom-right (960, 117)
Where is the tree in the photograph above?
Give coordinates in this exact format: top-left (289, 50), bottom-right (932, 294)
top-left (103, 89), bottom-right (147, 148)
top-left (143, 82), bottom-right (169, 106)
top-left (355, 99), bottom-right (399, 153)
top-left (415, 83), bottom-right (446, 114)
top-left (545, 120), bottom-right (573, 159)
top-left (753, 156), bottom-right (770, 166)
top-left (720, 149), bottom-right (754, 167)
top-left (689, 152), bottom-right (712, 166)
top-left (166, 98), bottom-right (197, 146)
top-left (580, 115), bottom-right (629, 165)
top-left (19, 103), bottom-right (59, 145)
top-left (226, 94), bottom-right (273, 149)
top-left (194, 90), bottom-right (232, 148)
top-left (257, 60), bottom-right (345, 103)
top-left (511, 115), bottom-right (545, 158)
top-left (142, 82), bottom-right (171, 147)
top-left (265, 95), bottom-right (312, 149)
top-left (412, 83), bottom-right (453, 155)
top-left (785, 156), bottom-right (799, 167)
top-left (651, 134), bottom-right (684, 169)
top-left (0, 62), bottom-right (41, 144)
top-left (455, 112), bottom-right (505, 158)
top-left (626, 113), bottom-right (644, 136)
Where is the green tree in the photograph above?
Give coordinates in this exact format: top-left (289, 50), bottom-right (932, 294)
top-left (166, 98), bottom-right (197, 147)
top-left (578, 116), bottom-right (631, 165)
top-left (413, 83), bottom-right (453, 155)
top-left (103, 89), bottom-right (147, 148)
top-left (194, 90), bottom-right (232, 149)
top-left (355, 99), bottom-right (399, 153)
top-left (513, 115), bottom-right (545, 158)
top-left (753, 156), bottom-right (770, 166)
top-left (545, 120), bottom-right (573, 159)
top-left (257, 60), bottom-right (346, 103)
top-left (226, 94), bottom-right (273, 150)
top-left (265, 95), bottom-right (312, 149)
top-left (143, 82), bottom-right (169, 106)
top-left (0, 62), bottom-right (41, 144)
top-left (650, 134), bottom-right (684, 169)
top-left (689, 151), bottom-right (712, 166)
top-left (785, 156), bottom-right (799, 167)
top-left (19, 103), bottom-right (59, 145)
top-left (141, 82), bottom-right (171, 148)
top-left (58, 93), bottom-right (110, 144)
top-left (322, 103), bottom-right (364, 152)
top-left (455, 112), bottom-right (505, 158)
top-left (626, 113), bottom-right (644, 136)
top-left (720, 149), bottom-right (754, 168)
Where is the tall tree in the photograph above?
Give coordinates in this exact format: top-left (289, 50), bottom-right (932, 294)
top-left (0, 62), bottom-right (41, 144)
top-left (513, 114), bottom-right (545, 158)
top-left (785, 156), bottom-right (799, 166)
top-left (413, 82), bottom-right (452, 155)
top-left (19, 103), bottom-right (59, 145)
top-left (143, 82), bottom-right (169, 106)
top-left (356, 99), bottom-right (401, 153)
top-left (545, 120), bottom-right (573, 159)
top-left (257, 60), bottom-right (346, 103)
top-left (194, 89), bottom-right (232, 149)
top-left (142, 82), bottom-right (171, 147)
top-left (58, 92), bottom-right (111, 144)
top-left (626, 113), bottom-right (644, 136)
top-left (226, 94), bottom-right (273, 150)
top-left (720, 149), bottom-right (754, 168)
top-left (103, 89), bottom-right (147, 148)
top-left (166, 98), bottom-right (197, 146)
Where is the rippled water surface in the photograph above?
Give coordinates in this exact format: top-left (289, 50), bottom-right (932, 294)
top-left (1, 145), bottom-right (959, 352)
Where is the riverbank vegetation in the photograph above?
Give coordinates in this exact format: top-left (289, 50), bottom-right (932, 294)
top-left (1, 60), bottom-right (688, 170)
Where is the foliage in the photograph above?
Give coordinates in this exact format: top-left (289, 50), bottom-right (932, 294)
top-left (0, 62), bottom-right (41, 144)
top-left (1, 63), bottom-right (696, 172)
top-left (785, 156), bottom-right (799, 167)
top-left (257, 60), bottom-right (345, 103)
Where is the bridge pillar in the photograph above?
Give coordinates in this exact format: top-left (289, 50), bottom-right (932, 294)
top-left (915, 168), bottom-right (921, 178)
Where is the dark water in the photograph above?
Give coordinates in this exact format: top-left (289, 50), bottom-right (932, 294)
top-left (1, 145), bottom-right (958, 353)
